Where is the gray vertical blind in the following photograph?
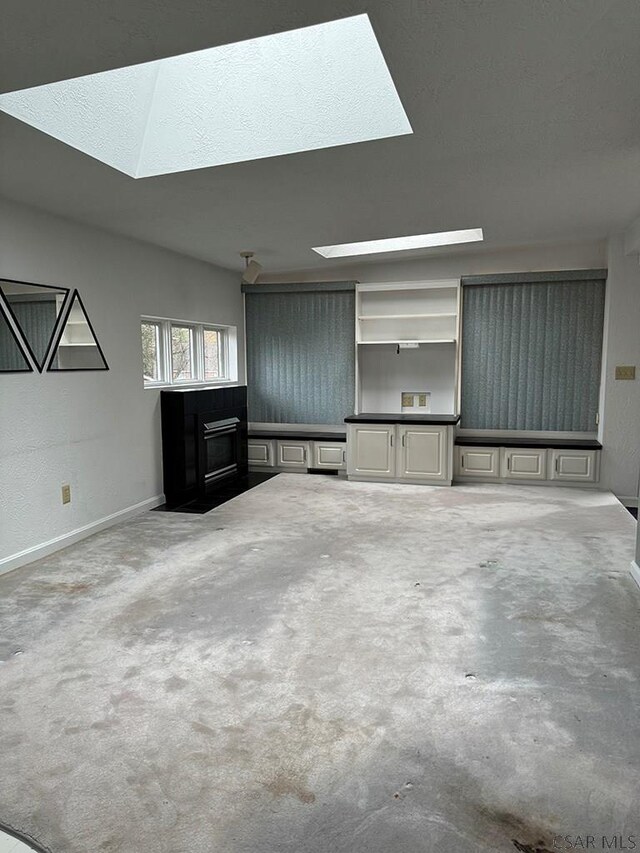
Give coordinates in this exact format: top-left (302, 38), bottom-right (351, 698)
top-left (461, 274), bottom-right (606, 431)
top-left (244, 285), bottom-right (355, 424)
top-left (0, 307), bottom-right (30, 370)
top-left (12, 298), bottom-right (58, 366)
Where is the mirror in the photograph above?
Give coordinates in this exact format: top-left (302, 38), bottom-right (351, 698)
top-left (0, 279), bottom-right (69, 371)
top-left (48, 291), bottom-right (108, 371)
top-left (0, 302), bottom-right (32, 372)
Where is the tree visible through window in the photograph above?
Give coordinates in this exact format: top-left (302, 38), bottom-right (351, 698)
top-left (171, 325), bottom-right (193, 381)
top-left (204, 328), bottom-right (221, 380)
top-left (141, 317), bottom-right (230, 386)
top-left (141, 321), bottom-right (160, 381)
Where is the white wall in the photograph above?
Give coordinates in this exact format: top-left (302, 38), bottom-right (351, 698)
top-left (598, 236), bottom-right (640, 505)
top-left (0, 197), bottom-right (244, 570)
top-left (261, 238), bottom-right (639, 501)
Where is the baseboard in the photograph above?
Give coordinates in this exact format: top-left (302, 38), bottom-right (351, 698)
top-left (0, 494), bottom-right (165, 577)
top-left (631, 561), bottom-right (640, 591)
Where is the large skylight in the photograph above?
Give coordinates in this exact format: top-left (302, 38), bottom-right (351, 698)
top-left (313, 228), bottom-right (485, 258)
top-left (0, 15), bottom-right (412, 179)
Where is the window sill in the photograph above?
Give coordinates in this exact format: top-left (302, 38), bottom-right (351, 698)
top-left (144, 380), bottom-right (237, 391)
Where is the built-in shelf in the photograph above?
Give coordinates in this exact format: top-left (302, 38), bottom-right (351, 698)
top-left (355, 280), bottom-right (461, 415)
top-left (358, 312), bottom-right (457, 320)
top-left (358, 338), bottom-right (456, 346)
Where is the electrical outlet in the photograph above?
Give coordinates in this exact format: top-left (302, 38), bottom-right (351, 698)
top-left (615, 365), bottom-right (636, 380)
top-left (61, 484), bottom-right (71, 505)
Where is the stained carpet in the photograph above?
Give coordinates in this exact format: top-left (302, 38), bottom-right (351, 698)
top-left (0, 476), bottom-right (638, 853)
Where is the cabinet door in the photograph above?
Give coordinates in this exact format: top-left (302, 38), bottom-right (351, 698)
top-left (455, 446), bottom-right (500, 478)
top-left (549, 449), bottom-right (598, 482)
top-left (248, 439), bottom-right (275, 468)
top-left (501, 448), bottom-right (547, 480)
top-left (396, 426), bottom-right (448, 481)
top-left (347, 425), bottom-right (395, 478)
top-left (276, 440), bottom-right (310, 469)
top-left (313, 442), bottom-right (346, 470)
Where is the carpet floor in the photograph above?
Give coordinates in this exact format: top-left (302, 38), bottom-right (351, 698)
top-left (0, 475), bottom-right (638, 853)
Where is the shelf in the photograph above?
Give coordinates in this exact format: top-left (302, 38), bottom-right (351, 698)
top-left (359, 313), bottom-right (457, 320)
top-left (357, 339), bottom-right (456, 345)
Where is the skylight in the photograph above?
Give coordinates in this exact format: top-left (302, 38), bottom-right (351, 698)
top-left (0, 15), bottom-right (412, 179)
top-left (312, 228), bottom-right (485, 258)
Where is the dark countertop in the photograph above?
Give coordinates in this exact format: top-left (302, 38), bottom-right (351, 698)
top-left (344, 413), bottom-right (461, 425)
top-left (249, 429), bottom-right (346, 441)
top-left (455, 436), bottom-right (602, 449)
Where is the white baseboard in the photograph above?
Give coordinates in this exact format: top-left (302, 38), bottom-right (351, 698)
top-left (0, 494), bottom-right (165, 577)
top-left (631, 561), bottom-right (640, 591)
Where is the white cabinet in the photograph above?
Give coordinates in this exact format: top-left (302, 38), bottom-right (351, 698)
top-left (455, 443), bottom-right (600, 486)
top-left (501, 448), bottom-right (547, 480)
top-left (455, 446), bottom-right (500, 478)
top-left (313, 441), bottom-right (346, 470)
top-left (248, 438), bottom-right (275, 468)
top-left (347, 425), bottom-right (395, 478)
top-left (347, 423), bottom-right (452, 483)
top-left (276, 440), bottom-right (310, 470)
top-left (249, 435), bottom-right (347, 473)
top-left (396, 426), bottom-right (448, 481)
top-left (549, 449), bottom-right (598, 482)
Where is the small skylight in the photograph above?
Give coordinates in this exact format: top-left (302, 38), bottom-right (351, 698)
top-left (312, 228), bottom-right (485, 258)
top-left (0, 15), bottom-right (412, 179)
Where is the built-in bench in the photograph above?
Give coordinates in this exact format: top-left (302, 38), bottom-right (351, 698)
top-left (454, 436), bottom-right (602, 484)
top-left (248, 429), bottom-right (346, 473)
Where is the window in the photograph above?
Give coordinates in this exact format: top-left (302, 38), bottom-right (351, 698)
top-left (171, 325), bottom-right (194, 382)
top-left (141, 320), bottom-right (161, 382)
top-left (244, 284), bottom-right (355, 424)
top-left (141, 316), bottom-right (233, 387)
top-left (460, 272), bottom-right (606, 431)
top-left (203, 328), bottom-right (222, 381)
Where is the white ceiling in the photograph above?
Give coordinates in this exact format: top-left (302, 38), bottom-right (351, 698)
top-left (1, 0), bottom-right (639, 275)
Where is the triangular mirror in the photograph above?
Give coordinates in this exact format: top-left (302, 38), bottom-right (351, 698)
top-left (0, 279), bottom-right (69, 371)
top-left (48, 291), bottom-right (108, 371)
top-left (0, 298), bottom-right (33, 372)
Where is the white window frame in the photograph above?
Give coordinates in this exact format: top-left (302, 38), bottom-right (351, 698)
top-left (141, 315), bottom-right (236, 388)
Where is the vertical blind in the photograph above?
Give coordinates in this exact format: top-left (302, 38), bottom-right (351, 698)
top-left (244, 283), bottom-right (355, 424)
top-left (460, 272), bottom-right (606, 431)
top-left (11, 298), bottom-right (58, 366)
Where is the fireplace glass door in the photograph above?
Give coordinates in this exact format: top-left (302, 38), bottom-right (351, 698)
top-left (203, 417), bottom-right (240, 484)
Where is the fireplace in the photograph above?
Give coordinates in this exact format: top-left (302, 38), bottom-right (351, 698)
top-left (203, 416), bottom-right (240, 484)
top-left (161, 386), bottom-right (248, 507)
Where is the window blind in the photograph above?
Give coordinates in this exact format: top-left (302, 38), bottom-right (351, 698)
top-left (244, 283), bottom-right (355, 424)
top-left (460, 271), bottom-right (606, 431)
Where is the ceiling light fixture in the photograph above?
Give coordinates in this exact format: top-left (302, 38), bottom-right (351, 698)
top-left (0, 15), bottom-right (412, 178)
top-left (240, 252), bottom-right (262, 284)
top-left (312, 228), bottom-right (484, 259)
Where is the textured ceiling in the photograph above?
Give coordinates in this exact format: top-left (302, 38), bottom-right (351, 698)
top-left (1, 0), bottom-right (640, 274)
top-left (0, 16), bottom-right (411, 178)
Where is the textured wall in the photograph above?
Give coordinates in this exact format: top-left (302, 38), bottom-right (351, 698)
top-left (0, 198), bottom-right (244, 564)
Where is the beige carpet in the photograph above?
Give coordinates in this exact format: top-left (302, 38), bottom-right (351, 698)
top-left (0, 476), bottom-right (638, 853)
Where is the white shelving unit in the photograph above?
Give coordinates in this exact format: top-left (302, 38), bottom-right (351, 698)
top-left (355, 280), bottom-right (461, 414)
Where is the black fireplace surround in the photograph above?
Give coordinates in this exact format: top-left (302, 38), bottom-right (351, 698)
top-left (160, 386), bottom-right (248, 508)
